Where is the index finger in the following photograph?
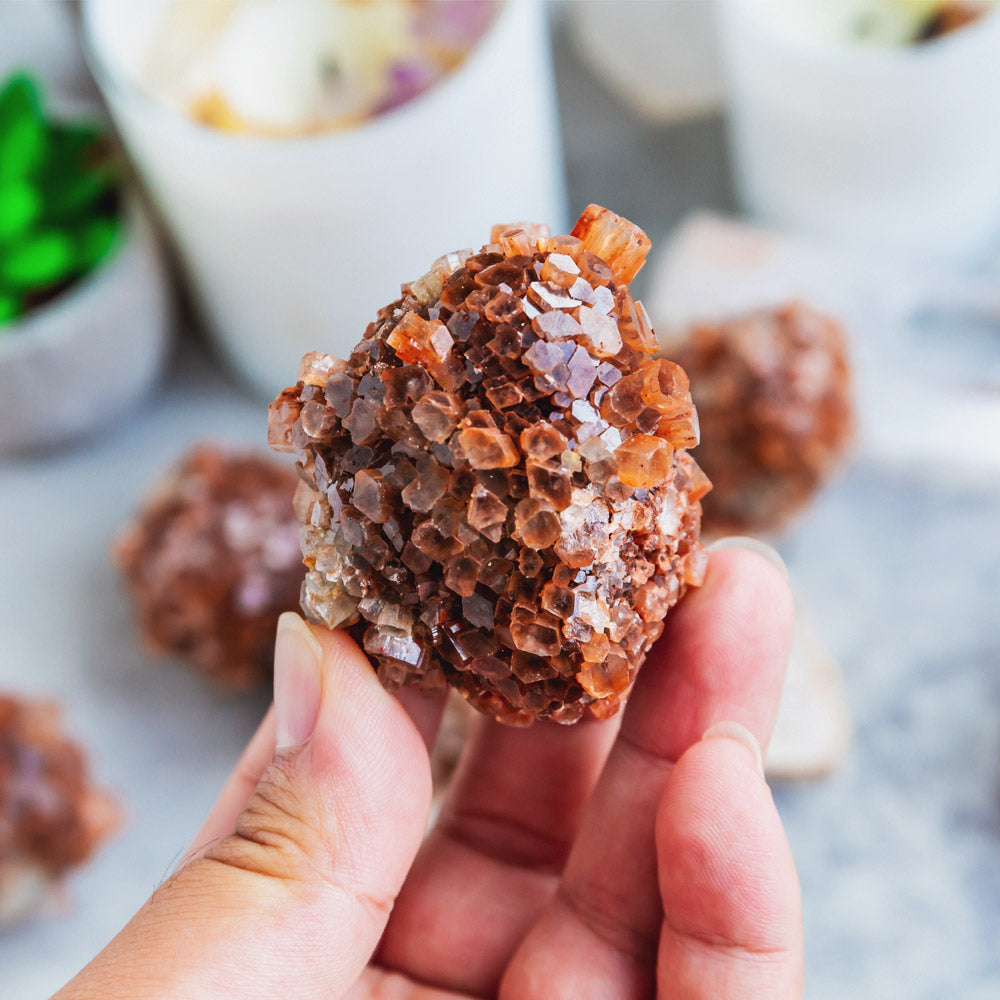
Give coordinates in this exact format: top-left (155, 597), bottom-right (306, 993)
top-left (500, 544), bottom-right (794, 999)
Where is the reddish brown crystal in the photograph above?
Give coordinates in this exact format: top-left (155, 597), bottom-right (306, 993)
top-left (571, 205), bottom-right (652, 287)
top-left (614, 434), bottom-right (675, 489)
top-left (672, 302), bottom-right (854, 537)
top-left (114, 444), bottom-right (305, 688)
top-left (0, 696), bottom-right (118, 924)
top-left (269, 206), bottom-right (709, 723)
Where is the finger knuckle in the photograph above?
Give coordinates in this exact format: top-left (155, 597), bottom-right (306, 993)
top-left (204, 755), bottom-right (320, 885)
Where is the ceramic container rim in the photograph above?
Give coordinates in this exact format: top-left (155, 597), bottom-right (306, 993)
top-left (79, 0), bottom-right (517, 159)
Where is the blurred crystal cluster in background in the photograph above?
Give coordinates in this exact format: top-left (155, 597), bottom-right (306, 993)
top-left (1, 3), bottom-right (999, 998)
top-left (0, 695), bottom-right (119, 928)
top-left (114, 443), bottom-right (304, 688)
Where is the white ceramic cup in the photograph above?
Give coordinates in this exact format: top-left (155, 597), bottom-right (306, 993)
top-left (0, 194), bottom-right (172, 454)
top-left (716, 0), bottom-right (1000, 263)
top-left (82, 0), bottom-right (566, 399)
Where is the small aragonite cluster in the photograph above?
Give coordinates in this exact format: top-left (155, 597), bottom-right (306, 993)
top-left (269, 206), bottom-right (709, 724)
top-left (115, 444), bottom-right (304, 687)
top-left (673, 302), bottom-right (854, 537)
top-left (0, 696), bottom-right (117, 925)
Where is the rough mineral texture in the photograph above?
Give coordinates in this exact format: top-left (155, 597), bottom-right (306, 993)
top-left (672, 302), bottom-right (854, 538)
top-left (115, 444), bottom-right (304, 687)
top-left (269, 205), bottom-right (709, 724)
top-left (0, 695), bottom-right (118, 925)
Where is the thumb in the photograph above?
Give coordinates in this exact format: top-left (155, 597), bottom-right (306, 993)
top-left (57, 614), bottom-right (433, 1000)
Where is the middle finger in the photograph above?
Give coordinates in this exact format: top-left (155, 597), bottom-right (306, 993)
top-left (377, 709), bottom-right (621, 996)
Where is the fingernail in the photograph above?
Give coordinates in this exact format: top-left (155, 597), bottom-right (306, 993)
top-left (708, 536), bottom-right (789, 579)
top-left (274, 612), bottom-right (324, 750)
top-left (702, 721), bottom-right (765, 776)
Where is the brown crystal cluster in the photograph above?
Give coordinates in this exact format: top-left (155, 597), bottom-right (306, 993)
top-left (0, 695), bottom-right (118, 924)
top-left (115, 444), bottom-right (304, 688)
top-left (672, 302), bottom-right (854, 538)
top-left (269, 206), bottom-right (709, 724)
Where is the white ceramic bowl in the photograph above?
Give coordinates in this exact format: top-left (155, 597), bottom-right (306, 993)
top-left (0, 193), bottom-right (172, 455)
top-left (717, 0), bottom-right (1000, 263)
top-left (82, 0), bottom-right (567, 400)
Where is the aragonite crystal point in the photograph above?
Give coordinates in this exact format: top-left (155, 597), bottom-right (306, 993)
top-left (269, 205), bottom-right (710, 724)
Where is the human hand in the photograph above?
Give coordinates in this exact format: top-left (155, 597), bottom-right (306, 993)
top-left (56, 543), bottom-right (801, 1000)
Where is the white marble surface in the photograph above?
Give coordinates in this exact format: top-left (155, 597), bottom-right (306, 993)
top-left (0, 344), bottom-right (272, 998)
top-left (775, 462), bottom-right (1000, 999)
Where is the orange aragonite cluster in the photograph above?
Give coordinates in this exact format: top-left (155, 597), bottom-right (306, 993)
top-left (0, 696), bottom-right (117, 925)
top-left (673, 302), bottom-right (854, 537)
top-left (269, 206), bottom-right (709, 724)
top-left (115, 445), bottom-right (304, 687)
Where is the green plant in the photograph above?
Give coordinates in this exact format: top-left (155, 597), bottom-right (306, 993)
top-left (0, 73), bottom-right (120, 329)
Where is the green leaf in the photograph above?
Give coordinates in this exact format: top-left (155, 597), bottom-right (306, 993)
top-left (0, 113), bottom-right (48, 181)
top-left (0, 73), bottom-right (47, 181)
top-left (0, 74), bottom-right (42, 130)
top-left (44, 166), bottom-right (114, 220)
top-left (0, 290), bottom-right (20, 325)
top-left (42, 123), bottom-right (104, 191)
top-left (0, 229), bottom-right (76, 288)
top-left (0, 178), bottom-right (41, 242)
top-left (76, 215), bottom-right (120, 271)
